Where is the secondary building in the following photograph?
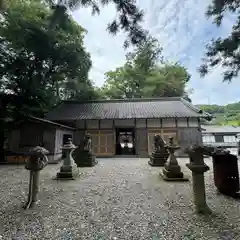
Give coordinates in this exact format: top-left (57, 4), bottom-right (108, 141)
top-left (202, 125), bottom-right (240, 149)
top-left (3, 116), bottom-right (75, 163)
top-left (45, 97), bottom-right (210, 157)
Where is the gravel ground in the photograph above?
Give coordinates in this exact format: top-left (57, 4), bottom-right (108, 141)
top-left (0, 158), bottom-right (240, 240)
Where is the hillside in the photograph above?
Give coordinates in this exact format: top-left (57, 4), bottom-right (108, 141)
top-left (197, 102), bottom-right (240, 126)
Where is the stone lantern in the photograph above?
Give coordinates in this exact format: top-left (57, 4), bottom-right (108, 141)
top-left (160, 137), bottom-right (188, 181)
top-left (56, 138), bottom-right (78, 179)
top-left (24, 146), bottom-right (49, 209)
top-left (185, 145), bottom-right (212, 214)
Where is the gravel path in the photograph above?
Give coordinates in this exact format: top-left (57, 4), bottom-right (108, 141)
top-left (0, 158), bottom-right (240, 240)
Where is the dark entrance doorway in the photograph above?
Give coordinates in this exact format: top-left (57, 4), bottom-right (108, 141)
top-left (115, 128), bottom-right (136, 155)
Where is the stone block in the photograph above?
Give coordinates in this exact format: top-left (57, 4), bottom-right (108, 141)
top-left (148, 150), bottom-right (169, 167)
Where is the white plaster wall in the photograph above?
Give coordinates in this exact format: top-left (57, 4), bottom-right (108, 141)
top-left (54, 129), bottom-right (74, 154)
top-left (162, 118), bottom-right (176, 128)
top-left (114, 119), bottom-right (134, 127)
top-left (136, 119), bottom-right (146, 128)
top-left (86, 120), bottom-right (99, 129)
top-left (188, 117), bottom-right (199, 127)
top-left (177, 118), bottom-right (188, 127)
top-left (100, 120), bottom-right (113, 129)
top-left (49, 128), bottom-right (74, 163)
top-left (76, 120), bottom-right (85, 129)
top-left (147, 119), bottom-right (161, 128)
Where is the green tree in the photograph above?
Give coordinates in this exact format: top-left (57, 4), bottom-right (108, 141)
top-left (197, 104), bottom-right (225, 115)
top-left (101, 38), bottom-right (190, 99)
top-left (60, 78), bottom-right (102, 100)
top-left (198, 101), bottom-right (240, 126)
top-left (0, 0), bottom-right (97, 160)
top-left (143, 63), bottom-right (190, 98)
top-left (102, 65), bottom-right (139, 99)
top-left (199, 0), bottom-right (240, 81)
top-left (1, 0), bottom-right (92, 106)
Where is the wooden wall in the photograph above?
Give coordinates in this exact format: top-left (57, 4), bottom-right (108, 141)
top-left (135, 128), bottom-right (148, 157)
top-left (75, 117), bottom-right (201, 157)
top-left (7, 123), bottom-right (44, 152)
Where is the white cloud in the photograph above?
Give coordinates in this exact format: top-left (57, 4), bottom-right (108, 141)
top-left (72, 0), bottom-right (240, 105)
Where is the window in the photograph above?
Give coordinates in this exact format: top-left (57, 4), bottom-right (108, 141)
top-left (202, 134), bottom-right (215, 143)
top-left (223, 135), bottom-right (236, 143)
top-left (215, 135), bottom-right (224, 143)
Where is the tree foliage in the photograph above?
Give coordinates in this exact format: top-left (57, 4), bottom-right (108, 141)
top-left (0, 0), bottom-right (98, 158)
top-left (0, 0), bottom-right (93, 115)
top-left (101, 37), bottom-right (191, 100)
top-left (46, 0), bottom-right (147, 48)
top-left (199, 0), bottom-right (240, 81)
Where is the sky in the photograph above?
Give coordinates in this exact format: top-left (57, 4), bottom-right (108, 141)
top-left (72, 0), bottom-right (240, 105)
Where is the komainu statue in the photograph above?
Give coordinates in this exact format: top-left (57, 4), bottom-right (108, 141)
top-left (73, 133), bottom-right (97, 167)
top-left (83, 133), bottom-right (92, 151)
top-left (153, 134), bottom-right (166, 152)
top-left (148, 134), bottom-right (169, 167)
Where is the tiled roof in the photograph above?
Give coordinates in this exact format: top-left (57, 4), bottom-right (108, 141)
top-left (201, 125), bottom-right (240, 134)
top-left (14, 116), bottom-right (75, 130)
top-left (28, 116), bottom-right (75, 130)
top-left (45, 97), bottom-right (211, 121)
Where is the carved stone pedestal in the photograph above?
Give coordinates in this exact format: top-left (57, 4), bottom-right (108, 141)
top-left (72, 133), bottom-right (98, 168)
top-left (148, 134), bottom-right (169, 167)
top-left (148, 150), bottom-right (169, 167)
top-left (55, 139), bottom-right (79, 180)
top-left (73, 149), bottom-right (97, 167)
top-left (57, 164), bottom-right (79, 179)
top-left (185, 145), bottom-right (212, 214)
top-left (160, 137), bottom-right (188, 181)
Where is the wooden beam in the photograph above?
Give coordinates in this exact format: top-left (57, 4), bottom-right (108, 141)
top-left (187, 117), bottom-right (189, 127)
top-left (175, 118), bottom-right (178, 128)
top-left (160, 118), bottom-right (162, 128)
top-left (197, 118), bottom-right (200, 127)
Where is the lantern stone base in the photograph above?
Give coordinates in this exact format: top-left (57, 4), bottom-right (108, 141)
top-left (160, 167), bottom-right (189, 181)
top-left (148, 151), bottom-right (169, 167)
top-left (55, 165), bottom-right (79, 180)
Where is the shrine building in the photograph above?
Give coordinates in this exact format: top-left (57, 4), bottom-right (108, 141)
top-left (45, 97), bottom-right (211, 158)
